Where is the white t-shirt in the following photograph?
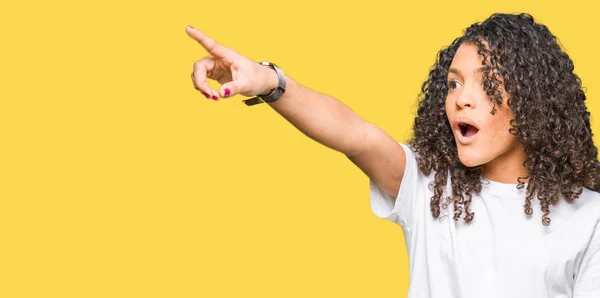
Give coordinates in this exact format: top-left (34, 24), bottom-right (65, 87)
top-left (370, 143), bottom-right (600, 298)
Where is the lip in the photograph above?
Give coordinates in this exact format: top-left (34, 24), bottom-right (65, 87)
top-left (453, 116), bottom-right (480, 145)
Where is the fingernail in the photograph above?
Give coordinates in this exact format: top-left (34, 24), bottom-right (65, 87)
top-left (223, 88), bottom-right (231, 98)
top-left (187, 25), bottom-right (194, 29)
top-left (212, 95), bottom-right (219, 100)
top-left (202, 92), bottom-right (210, 99)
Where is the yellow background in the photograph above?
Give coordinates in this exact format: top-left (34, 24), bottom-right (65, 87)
top-left (1, 0), bottom-right (599, 297)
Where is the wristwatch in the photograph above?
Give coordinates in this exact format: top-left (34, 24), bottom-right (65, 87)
top-left (243, 62), bottom-right (286, 106)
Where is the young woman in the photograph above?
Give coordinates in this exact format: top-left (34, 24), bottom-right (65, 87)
top-left (187, 13), bottom-right (600, 297)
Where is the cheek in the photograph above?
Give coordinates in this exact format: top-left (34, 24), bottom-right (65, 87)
top-left (488, 111), bottom-right (515, 141)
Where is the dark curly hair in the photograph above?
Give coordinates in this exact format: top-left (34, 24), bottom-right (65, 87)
top-left (410, 13), bottom-right (600, 226)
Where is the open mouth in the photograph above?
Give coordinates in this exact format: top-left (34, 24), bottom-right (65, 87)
top-left (458, 123), bottom-right (479, 138)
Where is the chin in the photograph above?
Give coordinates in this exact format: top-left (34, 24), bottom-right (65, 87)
top-left (457, 151), bottom-right (485, 168)
top-left (459, 159), bottom-right (482, 168)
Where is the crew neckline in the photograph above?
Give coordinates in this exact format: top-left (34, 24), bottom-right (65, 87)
top-left (480, 177), bottom-right (527, 198)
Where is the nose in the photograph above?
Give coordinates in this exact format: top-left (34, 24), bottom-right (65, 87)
top-left (455, 86), bottom-right (475, 110)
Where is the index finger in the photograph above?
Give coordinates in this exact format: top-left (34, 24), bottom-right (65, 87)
top-left (185, 26), bottom-right (228, 59)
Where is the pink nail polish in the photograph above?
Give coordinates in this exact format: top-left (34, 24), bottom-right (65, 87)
top-left (212, 95), bottom-right (219, 100)
top-left (202, 92), bottom-right (210, 99)
top-left (224, 88), bottom-right (231, 98)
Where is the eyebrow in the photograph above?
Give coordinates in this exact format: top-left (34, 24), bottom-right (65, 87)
top-left (448, 67), bottom-right (487, 76)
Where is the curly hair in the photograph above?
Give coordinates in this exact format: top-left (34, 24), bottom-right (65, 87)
top-left (410, 13), bottom-right (600, 226)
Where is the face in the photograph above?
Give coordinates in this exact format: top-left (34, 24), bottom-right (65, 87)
top-left (445, 42), bottom-right (524, 171)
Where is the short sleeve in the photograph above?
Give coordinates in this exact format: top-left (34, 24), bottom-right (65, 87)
top-left (574, 220), bottom-right (600, 297)
top-left (369, 142), bottom-right (421, 229)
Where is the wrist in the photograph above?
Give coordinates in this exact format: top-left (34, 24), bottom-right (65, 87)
top-left (261, 64), bottom-right (280, 95)
top-left (243, 62), bottom-right (286, 106)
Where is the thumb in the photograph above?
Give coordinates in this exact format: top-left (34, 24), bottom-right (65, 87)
top-left (220, 80), bottom-right (248, 98)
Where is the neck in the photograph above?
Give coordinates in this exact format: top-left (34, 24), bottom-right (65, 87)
top-left (481, 144), bottom-right (528, 184)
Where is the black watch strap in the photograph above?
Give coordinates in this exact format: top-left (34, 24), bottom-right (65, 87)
top-left (243, 62), bottom-right (286, 106)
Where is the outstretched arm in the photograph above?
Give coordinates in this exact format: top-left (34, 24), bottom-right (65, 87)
top-left (186, 26), bottom-right (405, 199)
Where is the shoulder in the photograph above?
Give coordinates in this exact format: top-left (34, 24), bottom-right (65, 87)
top-left (563, 188), bottom-right (600, 224)
top-left (576, 188), bottom-right (600, 211)
top-left (401, 142), bottom-right (438, 182)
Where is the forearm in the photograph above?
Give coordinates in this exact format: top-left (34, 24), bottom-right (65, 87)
top-left (267, 76), bottom-right (367, 157)
top-left (186, 26), bottom-right (405, 194)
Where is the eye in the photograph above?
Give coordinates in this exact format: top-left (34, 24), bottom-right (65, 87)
top-left (448, 80), bottom-right (462, 90)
